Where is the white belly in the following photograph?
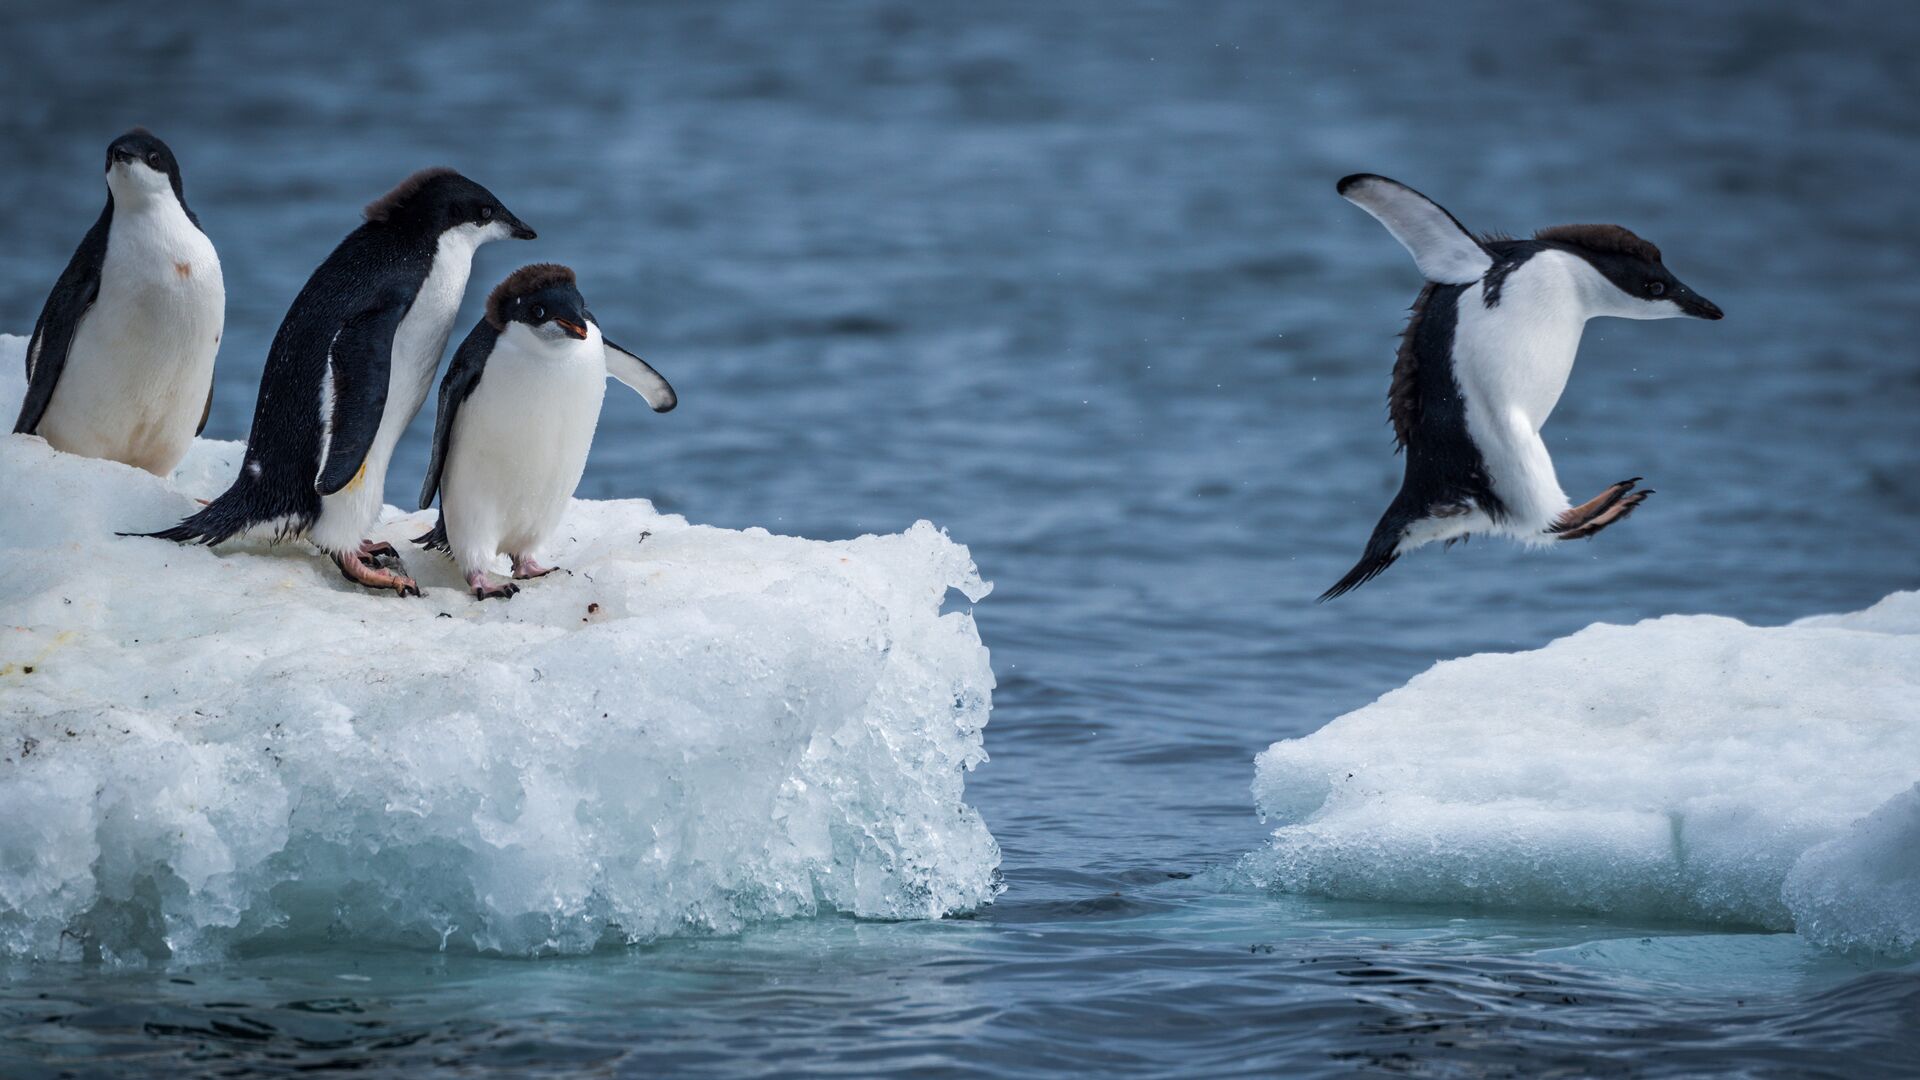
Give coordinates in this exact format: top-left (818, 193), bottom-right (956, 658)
top-left (37, 201), bottom-right (223, 476)
top-left (309, 229), bottom-right (481, 554)
top-left (1448, 253), bottom-right (1589, 536)
top-left (440, 327), bottom-right (607, 576)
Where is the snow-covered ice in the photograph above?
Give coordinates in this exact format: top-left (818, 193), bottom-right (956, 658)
top-left (1246, 592), bottom-right (1920, 956)
top-left (0, 335), bottom-right (999, 962)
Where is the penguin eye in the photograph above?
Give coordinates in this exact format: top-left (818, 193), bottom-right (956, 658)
top-left (144, 151), bottom-right (161, 167)
top-left (479, 205), bottom-right (494, 221)
top-left (1646, 281), bottom-right (1666, 297)
top-left (531, 304), bottom-right (547, 321)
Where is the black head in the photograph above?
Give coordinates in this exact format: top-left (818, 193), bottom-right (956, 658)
top-left (363, 167), bottom-right (536, 241)
top-left (104, 128), bottom-right (190, 207)
top-left (486, 263), bottom-right (591, 341)
top-left (1534, 224), bottom-right (1723, 321)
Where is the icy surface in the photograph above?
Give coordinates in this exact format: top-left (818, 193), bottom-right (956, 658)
top-left (1247, 591), bottom-right (1920, 955)
top-left (0, 336), bottom-right (999, 962)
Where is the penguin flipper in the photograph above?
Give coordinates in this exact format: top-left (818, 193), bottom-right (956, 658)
top-left (1337, 174), bottom-right (1492, 285)
top-left (315, 299), bottom-right (408, 497)
top-left (604, 338), bottom-right (676, 413)
top-left (419, 321), bottom-right (495, 510)
top-left (13, 204), bottom-right (110, 435)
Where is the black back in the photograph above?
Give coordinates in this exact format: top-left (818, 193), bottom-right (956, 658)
top-left (1321, 283), bottom-right (1506, 601)
top-left (240, 222), bottom-right (437, 503)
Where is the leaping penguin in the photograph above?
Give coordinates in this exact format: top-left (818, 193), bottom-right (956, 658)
top-left (413, 264), bottom-right (675, 599)
top-left (13, 128), bottom-right (224, 475)
top-left (141, 168), bottom-right (534, 596)
top-left (1320, 174), bottom-right (1723, 601)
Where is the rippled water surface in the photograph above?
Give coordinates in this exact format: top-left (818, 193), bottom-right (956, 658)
top-left (3, 1), bottom-right (1918, 1075)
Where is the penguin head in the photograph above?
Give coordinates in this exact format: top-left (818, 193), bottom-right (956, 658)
top-left (104, 128), bottom-right (186, 205)
top-left (486, 263), bottom-right (595, 345)
top-left (363, 167), bottom-right (536, 244)
top-left (1535, 224), bottom-right (1723, 322)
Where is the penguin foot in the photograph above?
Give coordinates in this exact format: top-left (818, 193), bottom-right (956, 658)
top-left (1554, 486), bottom-right (1653, 541)
top-left (510, 556), bottom-right (559, 580)
top-left (335, 550), bottom-right (422, 597)
top-left (466, 571), bottom-right (519, 601)
top-left (360, 539), bottom-right (401, 561)
top-left (1550, 478), bottom-right (1642, 536)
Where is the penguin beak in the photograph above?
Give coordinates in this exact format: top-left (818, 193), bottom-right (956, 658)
top-left (554, 318), bottom-right (589, 340)
top-left (1677, 288), bottom-right (1724, 321)
top-left (505, 213), bottom-right (537, 241)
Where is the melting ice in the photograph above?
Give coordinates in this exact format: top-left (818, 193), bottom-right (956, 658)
top-left (1247, 590), bottom-right (1920, 957)
top-left (0, 336), bottom-right (999, 962)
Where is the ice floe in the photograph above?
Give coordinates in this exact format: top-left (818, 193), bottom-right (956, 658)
top-left (0, 335), bottom-right (999, 962)
top-left (1248, 591), bottom-right (1920, 956)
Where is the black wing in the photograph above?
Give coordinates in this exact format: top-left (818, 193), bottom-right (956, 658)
top-left (314, 296), bottom-right (410, 496)
top-left (13, 201), bottom-right (112, 435)
top-left (418, 319), bottom-right (497, 510)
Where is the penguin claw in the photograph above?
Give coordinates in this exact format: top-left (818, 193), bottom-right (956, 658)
top-left (335, 551), bottom-right (421, 597)
top-left (466, 572), bottom-right (519, 600)
top-left (511, 561), bottom-right (559, 580)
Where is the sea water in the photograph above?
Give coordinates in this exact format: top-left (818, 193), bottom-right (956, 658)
top-left (2, 1), bottom-right (1917, 1074)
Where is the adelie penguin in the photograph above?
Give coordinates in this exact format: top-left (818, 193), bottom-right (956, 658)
top-left (141, 168), bottom-right (534, 595)
top-left (1320, 174), bottom-right (1724, 601)
top-left (413, 264), bottom-right (675, 600)
top-left (13, 129), bottom-right (224, 475)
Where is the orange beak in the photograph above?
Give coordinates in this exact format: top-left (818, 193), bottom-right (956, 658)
top-left (555, 319), bottom-right (588, 340)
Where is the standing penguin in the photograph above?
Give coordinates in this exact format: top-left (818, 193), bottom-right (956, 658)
top-left (13, 128), bottom-right (224, 475)
top-left (142, 168), bottom-right (534, 595)
top-left (1320, 174), bottom-right (1723, 601)
top-left (413, 264), bottom-right (675, 599)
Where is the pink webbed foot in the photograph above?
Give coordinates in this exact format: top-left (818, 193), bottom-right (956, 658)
top-left (511, 555), bottom-right (560, 580)
top-left (467, 570), bottom-right (520, 601)
top-left (335, 550), bottom-right (421, 597)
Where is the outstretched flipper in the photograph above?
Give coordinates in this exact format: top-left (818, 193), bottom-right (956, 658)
top-left (604, 337), bottom-right (676, 412)
top-left (1338, 174), bottom-right (1492, 285)
top-left (13, 205), bottom-right (109, 435)
top-left (315, 298), bottom-right (408, 496)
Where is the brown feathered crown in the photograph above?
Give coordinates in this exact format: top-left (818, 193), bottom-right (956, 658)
top-left (1534, 223), bottom-right (1662, 265)
top-left (485, 263), bottom-right (578, 329)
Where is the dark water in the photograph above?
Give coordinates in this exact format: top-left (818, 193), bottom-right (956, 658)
top-left (3, 1), bottom-right (1919, 1075)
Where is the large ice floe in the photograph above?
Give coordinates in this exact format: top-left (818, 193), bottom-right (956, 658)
top-left (0, 335), bottom-right (998, 962)
top-left (1247, 592), bottom-right (1920, 957)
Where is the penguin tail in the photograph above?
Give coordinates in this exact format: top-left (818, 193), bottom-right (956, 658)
top-left (411, 514), bottom-right (451, 555)
top-left (1318, 510), bottom-right (1409, 602)
top-left (124, 476), bottom-right (296, 548)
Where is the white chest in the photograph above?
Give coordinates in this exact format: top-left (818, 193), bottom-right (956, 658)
top-left (37, 197), bottom-right (225, 474)
top-left (442, 326), bottom-right (608, 555)
top-left (1449, 252), bottom-right (1589, 432)
top-left (387, 231), bottom-right (479, 428)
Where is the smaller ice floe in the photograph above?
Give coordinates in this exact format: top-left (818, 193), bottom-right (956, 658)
top-left (1245, 592), bottom-right (1920, 957)
top-left (0, 335), bottom-right (999, 962)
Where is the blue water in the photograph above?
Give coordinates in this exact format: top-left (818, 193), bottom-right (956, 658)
top-left (4, 1), bottom-right (1919, 1074)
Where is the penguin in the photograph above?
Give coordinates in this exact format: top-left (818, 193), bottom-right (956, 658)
top-left (141, 168), bottom-right (534, 596)
top-left (1320, 174), bottom-right (1723, 601)
top-left (13, 128), bottom-right (224, 475)
top-left (412, 263), bottom-right (675, 599)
